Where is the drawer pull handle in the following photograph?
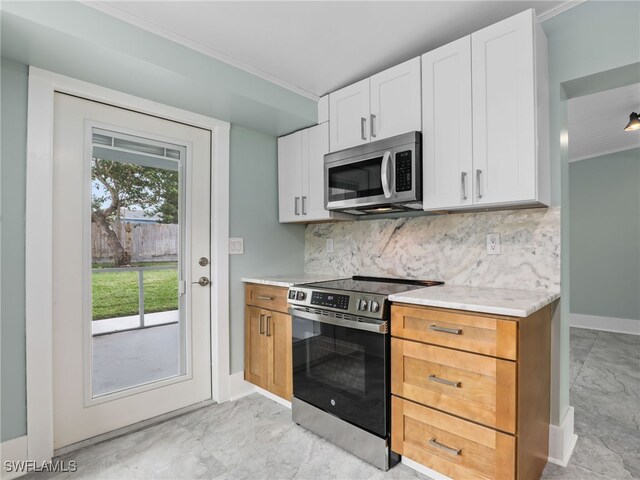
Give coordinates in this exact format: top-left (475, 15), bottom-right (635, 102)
top-left (257, 295), bottom-right (274, 301)
top-left (428, 374), bottom-right (461, 388)
top-left (429, 324), bottom-right (462, 335)
top-left (266, 316), bottom-right (272, 337)
top-left (429, 438), bottom-right (461, 456)
top-left (259, 314), bottom-right (265, 335)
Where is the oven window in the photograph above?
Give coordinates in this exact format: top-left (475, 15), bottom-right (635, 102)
top-left (328, 157), bottom-right (384, 202)
top-left (292, 316), bottom-right (388, 437)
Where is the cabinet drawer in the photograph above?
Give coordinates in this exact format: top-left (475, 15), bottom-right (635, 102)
top-left (391, 305), bottom-right (517, 360)
top-left (391, 338), bottom-right (516, 433)
top-left (392, 396), bottom-right (515, 480)
top-left (245, 284), bottom-right (289, 313)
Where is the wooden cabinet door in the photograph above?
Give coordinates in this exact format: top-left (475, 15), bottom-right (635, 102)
top-left (422, 37), bottom-right (473, 211)
top-left (266, 311), bottom-right (292, 400)
top-left (471, 9), bottom-right (536, 206)
top-left (303, 122), bottom-right (331, 221)
top-left (277, 131), bottom-right (303, 222)
top-left (329, 78), bottom-right (370, 152)
top-left (370, 57), bottom-right (421, 141)
top-left (244, 306), bottom-right (267, 389)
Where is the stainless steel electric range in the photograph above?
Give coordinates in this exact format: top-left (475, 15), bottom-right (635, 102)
top-left (287, 276), bottom-right (444, 471)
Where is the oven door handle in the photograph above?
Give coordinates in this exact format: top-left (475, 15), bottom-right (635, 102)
top-left (381, 151), bottom-right (393, 199)
top-left (288, 307), bottom-right (388, 334)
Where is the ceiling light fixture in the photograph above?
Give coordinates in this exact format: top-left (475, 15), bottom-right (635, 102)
top-left (624, 112), bottom-right (640, 132)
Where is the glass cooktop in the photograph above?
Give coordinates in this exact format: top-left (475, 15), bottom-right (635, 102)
top-left (300, 276), bottom-right (444, 296)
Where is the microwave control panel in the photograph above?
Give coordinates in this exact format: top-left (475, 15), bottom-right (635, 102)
top-left (395, 150), bottom-right (412, 192)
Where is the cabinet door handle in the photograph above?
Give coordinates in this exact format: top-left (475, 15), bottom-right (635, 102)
top-left (370, 114), bottom-right (377, 138)
top-left (294, 196), bottom-right (300, 215)
top-left (461, 171), bottom-right (468, 201)
top-left (476, 169), bottom-right (483, 199)
top-left (301, 196), bottom-right (307, 215)
top-left (429, 438), bottom-right (461, 456)
top-left (259, 314), bottom-right (265, 335)
top-left (257, 295), bottom-right (273, 301)
top-left (360, 117), bottom-right (367, 141)
top-left (429, 324), bottom-right (462, 335)
top-left (266, 316), bottom-right (272, 337)
top-left (428, 374), bottom-right (461, 388)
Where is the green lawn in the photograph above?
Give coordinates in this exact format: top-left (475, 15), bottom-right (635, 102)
top-left (92, 267), bottom-right (178, 320)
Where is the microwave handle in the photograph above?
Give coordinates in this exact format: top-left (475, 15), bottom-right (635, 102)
top-left (381, 151), bottom-right (392, 198)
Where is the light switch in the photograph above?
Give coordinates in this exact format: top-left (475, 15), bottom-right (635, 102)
top-left (229, 237), bottom-right (244, 255)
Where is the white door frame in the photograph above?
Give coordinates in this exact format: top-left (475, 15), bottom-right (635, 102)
top-left (25, 67), bottom-right (231, 463)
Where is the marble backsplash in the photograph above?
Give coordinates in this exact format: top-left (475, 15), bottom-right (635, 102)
top-left (305, 207), bottom-right (560, 292)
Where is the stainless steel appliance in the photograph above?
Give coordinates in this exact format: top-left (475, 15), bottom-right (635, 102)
top-left (324, 132), bottom-right (422, 215)
top-left (287, 276), bottom-right (443, 470)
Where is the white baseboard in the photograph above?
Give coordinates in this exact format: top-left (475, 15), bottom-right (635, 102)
top-left (1, 435), bottom-right (28, 480)
top-left (570, 313), bottom-right (640, 335)
top-left (254, 386), bottom-right (292, 409)
top-left (401, 456), bottom-right (452, 480)
top-left (227, 372), bottom-right (257, 401)
top-left (548, 406), bottom-right (578, 467)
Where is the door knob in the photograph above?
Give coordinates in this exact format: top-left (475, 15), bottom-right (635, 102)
top-left (193, 277), bottom-right (210, 287)
top-left (199, 257), bottom-right (209, 266)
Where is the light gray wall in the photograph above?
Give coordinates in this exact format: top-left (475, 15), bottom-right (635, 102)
top-left (229, 126), bottom-right (305, 373)
top-left (0, 2), bottom-right (311, 442)
top-left (1, 59), bottom-right (29, 441)
top-left (569, 149), bottom-right (640, 320)
top-left (543, 0), bottom-right (640, 424)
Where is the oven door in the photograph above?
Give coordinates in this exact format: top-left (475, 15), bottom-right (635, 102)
top-left (325, 150), bottom-right (394, 210)
top-left (291, 309), bottom-right (389, 437)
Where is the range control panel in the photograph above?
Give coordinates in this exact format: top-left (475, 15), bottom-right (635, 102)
top-left (287, 287), bottom-right (386, 319)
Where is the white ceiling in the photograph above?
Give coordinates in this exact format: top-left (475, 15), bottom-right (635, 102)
top-left (568, 83), bottom-right (640, 162)
top-left (86, 1), bottom-right (573, 100)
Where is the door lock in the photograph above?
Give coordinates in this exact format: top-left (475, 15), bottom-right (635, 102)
top-left (198, 257), bottom-right (209, 266)
top-left (193, 277), bottom-right (210, 287)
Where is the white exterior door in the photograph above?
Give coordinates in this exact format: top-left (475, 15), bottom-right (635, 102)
top-left (277, 131), bottom-right (303, 222)
top-left (370, 57), bottom-right (422, 141)
top-left (329, 78), bottom-right (370, 152)
top-left (472, 9), bottom-right (536, 205)
top-left (422, 37), bottom-right (473, 210)
top-left (52, 93), bottom-right (212, 449)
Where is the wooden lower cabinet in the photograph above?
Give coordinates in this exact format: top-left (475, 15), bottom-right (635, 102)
top-left (244, 284), bottom-right (292, 400)
top-left (391, 303), bottom-right (553, 480)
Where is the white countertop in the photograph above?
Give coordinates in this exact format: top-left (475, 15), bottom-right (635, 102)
top-left (241, 274), bottom-right (340, 288)
top-left (389, 284), bottom-right (560, 317)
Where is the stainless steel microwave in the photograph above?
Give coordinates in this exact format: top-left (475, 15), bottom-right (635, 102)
top-left (324, 132), bottom-right (422, 215)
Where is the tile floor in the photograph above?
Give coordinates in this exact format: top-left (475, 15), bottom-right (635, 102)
top-left (25, 328), bottom-right (639, 480)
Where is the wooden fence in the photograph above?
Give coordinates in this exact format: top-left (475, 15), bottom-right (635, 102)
top-left (92, 222), bottom-right (178, 262)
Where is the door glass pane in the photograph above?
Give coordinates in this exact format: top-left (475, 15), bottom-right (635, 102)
top-left (90, 129), bottom-right (186, 397)
top-left (328, 157), bottom-right (384, 201)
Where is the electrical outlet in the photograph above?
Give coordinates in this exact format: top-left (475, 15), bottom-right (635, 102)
top-left (229, 237), bottom-right (244, 255)
top-left (326, 239), bottom-right (334, 254)
top-left (486, 233), bottom-right (501, 255)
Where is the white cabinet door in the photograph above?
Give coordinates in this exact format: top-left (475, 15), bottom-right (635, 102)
top-left (422, 37), bottom-right (473, 210)
top-left (277, 131), bottom-right (302, 222)
top-left (304, 123), bottom-right (331, 221)
top-left (370, 57), bottom-right (421, 141)
top-left (329, 78), bottom-right (370, 152)
top-left (472, 9), bottom-right (536, 205)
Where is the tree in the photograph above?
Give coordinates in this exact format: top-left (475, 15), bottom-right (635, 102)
top-left (92, 158), bottom-right (178, 266)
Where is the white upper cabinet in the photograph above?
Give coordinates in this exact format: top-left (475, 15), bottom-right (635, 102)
top-left (329, 79), bottom-right (370, 152)
top-left (277, 131), bottom-right (303, 223)
top-left (370, 58), bottom-right (422, 141)
top-left (329, 59), bottom-right (421, 152)
top-left (422, 9), bottom-right (549, 211)
top-left (422, 36), bottom-right (473, 210)
top-left (278, 123), bottom-right (349, 223)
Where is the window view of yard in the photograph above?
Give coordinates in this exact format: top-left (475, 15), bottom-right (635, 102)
top-left (92, 263), bottom-right (178, 320)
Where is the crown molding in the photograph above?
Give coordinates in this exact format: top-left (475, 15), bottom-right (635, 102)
top-left (81, 1), bottom-right (320, 102)
top-left (537, 0), bottom-right (586, 22)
